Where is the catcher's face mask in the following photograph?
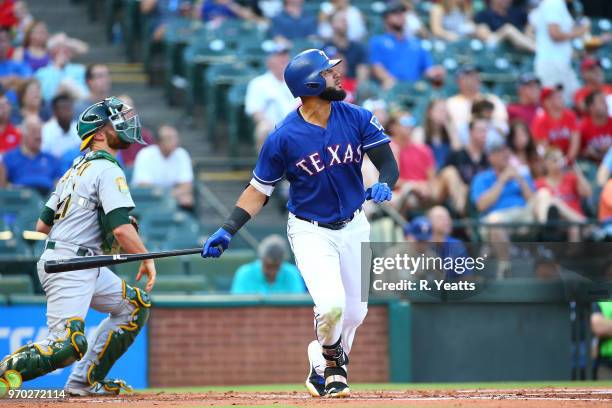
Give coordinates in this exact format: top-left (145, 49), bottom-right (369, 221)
top-left (106, 97), bottom-right (145, 146)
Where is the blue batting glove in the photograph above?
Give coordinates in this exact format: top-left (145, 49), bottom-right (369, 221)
top-left (201, 227), bottom-right (233, 258)
top-left (365, 182), bottom-right (392, 203)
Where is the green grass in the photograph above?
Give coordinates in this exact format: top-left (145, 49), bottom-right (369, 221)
top-left (143, 380), bottom-right (612, 394)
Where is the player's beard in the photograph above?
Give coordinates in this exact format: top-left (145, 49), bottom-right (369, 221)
top-left (319, 87), bottom-right (347, 102)
top-left (107, 131), bottom-right (131, 150)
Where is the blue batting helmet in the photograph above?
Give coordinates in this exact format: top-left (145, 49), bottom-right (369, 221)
top-left (284, 49), bottom-right (342, 98)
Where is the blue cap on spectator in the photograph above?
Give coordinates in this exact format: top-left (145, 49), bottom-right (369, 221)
top-left (404, 216), bottom-right (432, 241)
top-left (518, 72), bottom-right (540, 86)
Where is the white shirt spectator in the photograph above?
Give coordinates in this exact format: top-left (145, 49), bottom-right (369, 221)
top-left (131, 145), bottom-right (193, 189)
top-left (529, 0), bottom-right (580, 103)
top-left (530, 0), bottom-right (573, 66)
top-left (245, 72), bottom-right (298, 127)
top-left (318, 4), bottom-right (366, 42)
top-left (41, 118), bottom-right (80, 158)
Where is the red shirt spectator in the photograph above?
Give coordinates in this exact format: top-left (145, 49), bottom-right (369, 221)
top-left (0, 1), bottom-right (17, 29)
top-left (580, 90), bottom-right (612, 163)
top-left (535, 171), bottom-right (583, 215)
top-left (574, 58), bottom-right (612, 115)
top-left (120, 127), bottom-right (154, 167)
top-left (531, 87), bottom-right (580, 160)
top-left (399, 142), bottom-right (435, 181)
top-left (507, 72), bottom-right (541, 127)
top-left (0, 122), bottom-right (20, 152)
top-left (0, 91), bottom-right (19, 153)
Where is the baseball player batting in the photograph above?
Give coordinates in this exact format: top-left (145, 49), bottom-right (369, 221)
top-left (201, 49), bottom-right (399, 398)
top-left (0, 97), bottom-right (157, 397)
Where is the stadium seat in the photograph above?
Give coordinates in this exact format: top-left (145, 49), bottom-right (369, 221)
top-left (0, 238), bottom-right (30, 258)
top-left (7, 294), bottom-right (46, 305)
top-left (187, 249), bottom-right (256, 292)
top-left (152, 275), bottom-right (211, 294)
top-left (0, 275), bottom-right (33, 296)
top-left (183, 36), bottom-right (237, 114)
top-left (204, 62), bottom-right (258, 143)
top-left (227, 81), bottom-right (254, 156)
top-left (128, 186), bottom-right (177, 216)
top-left (0, 188), bottom-right (43, 219)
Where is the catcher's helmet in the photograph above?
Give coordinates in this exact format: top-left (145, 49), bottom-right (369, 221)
top-left (77, 96), bottom-right (145, 151)
top-left (284, 49), bottom-right (342, 98)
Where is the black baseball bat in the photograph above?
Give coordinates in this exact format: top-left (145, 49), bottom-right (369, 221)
top-left (44, 247), bottom-right (203, 274)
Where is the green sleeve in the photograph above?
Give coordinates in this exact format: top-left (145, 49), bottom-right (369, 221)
top-left (39, 206), bottom-right (55, 226)
top-left (106, 207), bottom-right (131, 230)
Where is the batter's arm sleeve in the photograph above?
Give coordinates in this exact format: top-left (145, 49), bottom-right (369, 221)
top-left (366, 143), bottom-right (399, 190)
top-left (251, 132), bottom-right (286, 196)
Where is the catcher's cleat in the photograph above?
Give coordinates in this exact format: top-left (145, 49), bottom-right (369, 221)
top-left (0, 370), bottom-right (22, 398)
top-left (65, 379), bottom-right (133, 396)
top-left (324, 366), bottom-right (350, 398)
top-left (305, 340), bottom-right (325, 397)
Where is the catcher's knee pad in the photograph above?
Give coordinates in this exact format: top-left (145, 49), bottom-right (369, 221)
top-left (0, 318), bottom-right (87, 381)
top-left (87, 282), bottom-right (150, 385)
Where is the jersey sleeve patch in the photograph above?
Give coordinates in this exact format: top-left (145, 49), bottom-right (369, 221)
top-left (370, 114), bottom-right (384, 131)
top-left (115, 176), bottom-right (129, 194)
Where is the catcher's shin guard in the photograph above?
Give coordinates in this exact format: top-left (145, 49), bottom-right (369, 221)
top-left (86, 282), bottom-right (150, 386)
top-left (0, 318), bottom-right (87, 384)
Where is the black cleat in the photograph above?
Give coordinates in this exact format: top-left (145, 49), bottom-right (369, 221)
top-left (305, 365), bottom-right (326, 397)
top-left (324, 366), bottom-right (350, 398)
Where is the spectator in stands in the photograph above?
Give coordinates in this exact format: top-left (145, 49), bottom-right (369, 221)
top-left (245, 43), bottom-right (296, 151)
top-left (507, 72), bottom-right (541, 127)
top-left (369, 1), bottom-right (445, 90)
top-left (444, 118), bottom-right (489, 187)
top-left (599, 179), bottom-right (612, 223)
top-left (132, 124), bottom-right (195, 210)
top-left (141, 0), bottom-right (192, 42)
top-left (115, 94), bottom-right (155, 168)
top-left (389, 111), bottom-right (436, 211)
top-left (597, 148), bottom-right (612, 187)
top-left (591, 302), bottom-right (612, 379)
top-left (13, 78), bottom-right (50, 125)
top-left (74, 64), bottom-right (111, 119)
top-left (429, 0), bottom-right (476, 42)
top-left (0, 156), bottom-right (5, 187)
top-left (269, 0), bottom-right (317, 45)
top-left (531, 85), bottom-right (580, 162)
top-left (41, 93), bottom-right (79, 159)
top-left (446, 65), bottom-right (507, 137)
top-left (535, 148), bottom-right (590, 240)
top-left (581, 91), bottom-right (612, 164)
top-left (402, 0), bottom-right (428, 38)
top-left (197, 0), bottom-right (254, 24)
top-left (508, 120), bottom-right (542, 178)
top-left (318, 0), bottom-right (366, 42)
top-left (574, 58), bottom-right (612, 116)
top-left (231, 234), bottom-right (304, 295)
top-left (457, 99), bottom-right (506, 147)
top-left (322, 9), bottom-right (368, 83)
top-left (12, 0), bottom-right (33, 44)
top-left (428, 205), bottom-right (474, 279)
top-left (35, 33), bottom-right (88, 103)
top-left (11, 21), bottom-right (50, 72)
top-left (3, 115), bottom-right (61, 196)
top-left (413, 98), bottom-right (461, 170)
top-left (0, 0), bottom-right (19, 30)
top-left (0, 89), bottom-right (20, 153)
top-left (529, 0), bottom-right (589, 104)
top-left (0, 26), bottom-right (31, 91)
top-left (474, 0), bottom-right (535, 52)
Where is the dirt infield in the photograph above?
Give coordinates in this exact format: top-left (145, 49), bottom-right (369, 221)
top-left (5, 388), bottom-right (612, 408)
